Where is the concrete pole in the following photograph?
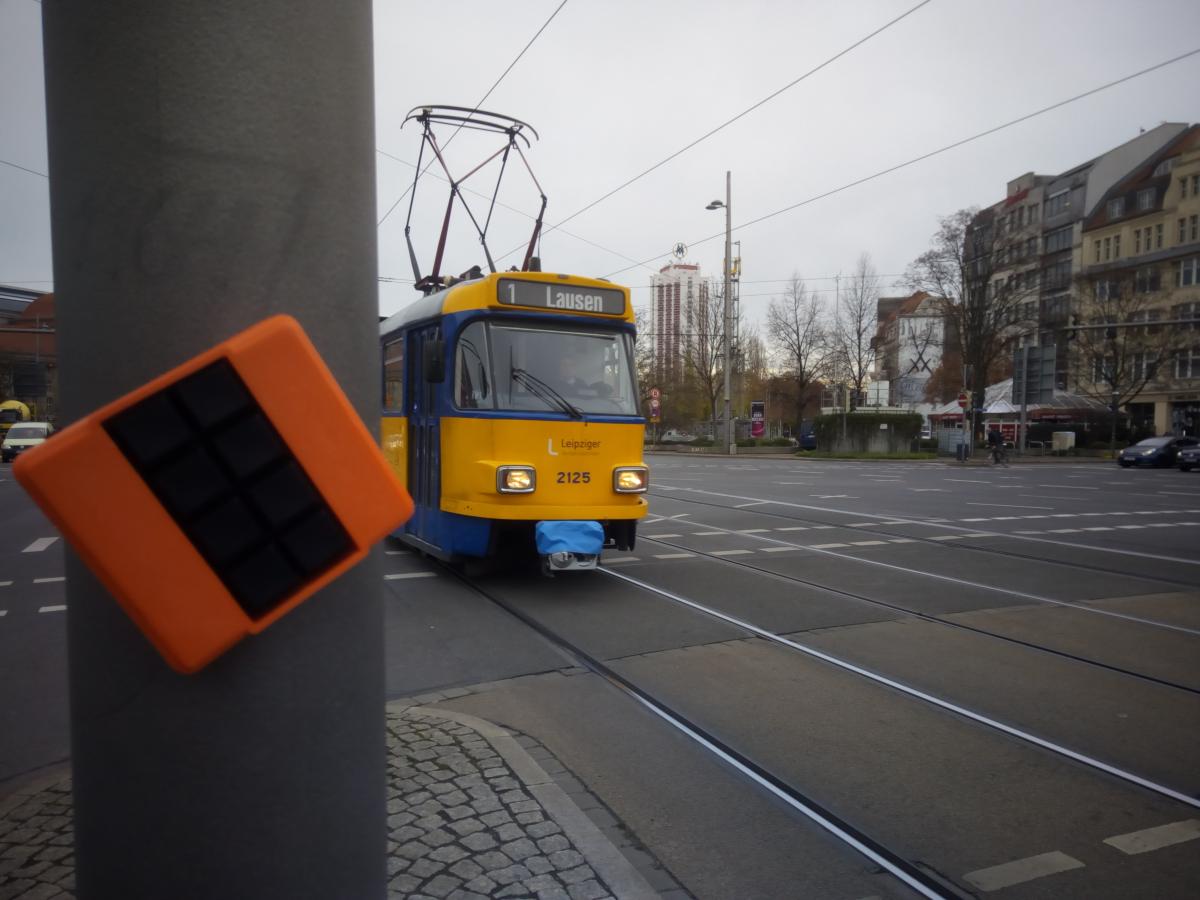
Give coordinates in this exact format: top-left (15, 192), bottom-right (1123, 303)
top-left (42, 3), bottom-right (385, 898)
top-left (723, 171), bottom-right (734, 455)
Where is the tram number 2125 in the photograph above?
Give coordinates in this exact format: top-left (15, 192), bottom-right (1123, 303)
top-left (556, 471), bottom-right (591, 484)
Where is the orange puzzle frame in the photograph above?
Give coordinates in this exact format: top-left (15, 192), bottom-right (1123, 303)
top-left (14, 315), bottom-right (413, 673)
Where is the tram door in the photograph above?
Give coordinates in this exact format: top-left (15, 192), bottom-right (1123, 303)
top-left (407, 325), bottom-right (443, 543)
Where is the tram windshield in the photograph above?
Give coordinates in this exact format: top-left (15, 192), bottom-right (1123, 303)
top-left (455, 320), bottom-right (639, 416)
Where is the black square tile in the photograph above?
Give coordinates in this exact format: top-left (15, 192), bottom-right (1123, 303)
top-left (105, 392), bottom-right (193, 469)
top-left (225, 545), bottom-right (304, 618)
top-left (174, 360), bottom-right (254, 429)
top-left (190, 496), bottom-right (264, 567)
top-left (149, 447), bottom-right (231, 519)
top-left (211, 412), bottom-right (286, 479)
top-left (279, 508), bottom-right (353, 577)
top-left (247, 461), bottom-right (320, 528)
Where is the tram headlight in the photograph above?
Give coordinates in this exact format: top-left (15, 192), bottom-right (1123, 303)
top-left (613, 466), bottom-right (648, 493)
top-left (497, 465), bottom-right (536, 493)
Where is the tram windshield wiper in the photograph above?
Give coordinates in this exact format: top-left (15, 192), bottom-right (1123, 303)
top-left (510, 367), bottom-right (584, 420)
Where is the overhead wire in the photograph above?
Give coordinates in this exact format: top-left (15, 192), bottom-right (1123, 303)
top-left (375, 0), bottom-right (571, 228)
top-left (1, 158), bottom-right (47, 179)
top-left (601, 45), bottom-right (1200, 280)
top-left (492, 0), bottom-right (935, 265)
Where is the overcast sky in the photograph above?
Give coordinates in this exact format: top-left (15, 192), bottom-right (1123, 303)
top-left (3, 0), bottom-right (1199, 328)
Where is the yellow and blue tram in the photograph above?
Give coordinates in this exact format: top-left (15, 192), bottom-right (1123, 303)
top-left (379, 270), bottom-right (648, 570)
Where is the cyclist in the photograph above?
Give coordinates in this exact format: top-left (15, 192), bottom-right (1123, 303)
top-left (987, 426), bottom-right (1008, 466)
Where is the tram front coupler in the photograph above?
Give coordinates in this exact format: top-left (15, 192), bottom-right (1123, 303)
top-left (535, 520), bottom-right (604, 577)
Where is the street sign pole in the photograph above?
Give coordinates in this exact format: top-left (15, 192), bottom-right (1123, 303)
top-left (42, 2), bottom-right (385, 897)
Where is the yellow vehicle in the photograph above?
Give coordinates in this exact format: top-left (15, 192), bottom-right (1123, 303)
top-left (379, 270), bottom-right (647, 570)
top-left (0, 400), bottom-right (31, 439)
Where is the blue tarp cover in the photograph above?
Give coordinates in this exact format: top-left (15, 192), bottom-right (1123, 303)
top-left (535, 520), bottom-right (604, 556)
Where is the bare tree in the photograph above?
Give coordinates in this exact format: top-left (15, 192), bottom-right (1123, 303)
top-left (833, 253), bottom-right (879, 408)
top-left (766, 275), bottom-right (829, 430)
top-left (905, 208), bottom-right (1036, 437)
top-left (1069, 272), bottom-right (1186, 447)
top-left (680, 278), bottom-right (728, 439)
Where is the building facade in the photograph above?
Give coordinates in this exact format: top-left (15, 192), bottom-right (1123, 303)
top-left (1077, 127), bottom-right (1200, 436)
top-left (873, 291), bottom-right (948, 405)
top-left (648, 263), bottom-right (709, 382)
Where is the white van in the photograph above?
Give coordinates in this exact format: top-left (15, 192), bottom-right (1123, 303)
top-left (1, 422), bottom-right (54, 463)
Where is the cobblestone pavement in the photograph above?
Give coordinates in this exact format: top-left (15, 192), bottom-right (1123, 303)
top-left (0, 702), bottom-right (676, 900)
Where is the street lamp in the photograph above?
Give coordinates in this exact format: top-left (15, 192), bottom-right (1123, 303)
top-left (706, 170), bottom-right (733, 455)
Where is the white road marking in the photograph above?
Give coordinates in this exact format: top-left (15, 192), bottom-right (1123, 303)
top-left (888, 538), bottom-right (916, 543)
top-left (735, 501), bottom-right (767, 508)
top-left (1159, 491), bottom-right (1200, 496)
top-left (691, 531), bottom-right (725, 536)
top-left (928, 535), bottom-right (965, 541)
top-left (1038, 484), bottom-right (1099, 490)
top-left (851, 540), bottom-right (887, 546)
top-left (759, 547), bottom-right (793, 553)
top-left (963, 851), bottom-right (1085, 892)
top-left (1103, 819), bottom-right (1200, 855)
top-left (775, 526), bottom-right (808, 532)
top-left (23, 538), bottom-right (59, 553)
top-left (0, 610), bottom-right (6, 616)
top-left (813, 494), bottom-right (855, 499)
top-left (1116, 525), bottom-right (1145, 529)
top-left (946, 478), bottom-right (988, 484)
top-left (1048, 528), bottom-right (1081, 533)
top-left (811, 543), bottom-right (849, 549)
top-left (383, 572), bottom-right (437, 580)
top-left (384, 550), bottom-right (409, 556)
top-left (1083, 527), bottom-right (1114, 532)
top-left (653, 553), bottom-right (694, 560)
top-left (644, 533), bottom-right (681, 539)
top-left (38, 605), bottom-right (67, 613)
top-left (711, 549), bottom-right (753, 556)
top-left (910, 488), bottom-right (945, 492)
top-left (773, 481), bottom-right (811, 485)
top-left (736, 528), bottom-right (770, 534)
top-left (34, 577), bottom-right (65, 584)
top-left (0, 581), bottom-right (11, 587)
top-left (603, 556), bottom-right (639, 564)
top-left (968, 502), bottom-right (1054, 510)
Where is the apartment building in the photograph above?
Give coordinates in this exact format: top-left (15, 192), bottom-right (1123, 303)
top-left (1078, 126), bottom-right (1200, 436)
top-left (648, 262), bottom-right (709, 382)
top-left (872, 291), bottom-right (949, 405)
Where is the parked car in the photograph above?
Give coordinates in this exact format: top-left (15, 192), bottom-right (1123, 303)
top-left (1178, 444), bottom-right (1200, 472)
top-left (659, 429), bottom-right (696, 444)
top-left (798, 430), bottom-right (817, 450)
top-left (1, 422), bottom-right (54, 463)
top-left (1117, 435), bottom-right (1199, 468)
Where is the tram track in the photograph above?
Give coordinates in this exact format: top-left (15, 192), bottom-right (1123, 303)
top-left (648, 486), bottom-right (1200, 588)
top-left (634, 533), bottom-right (1200, 696)
top-left (437, 558), bottom-right (1200, 899)
top-left (441, 561), bottom-right (963, 900)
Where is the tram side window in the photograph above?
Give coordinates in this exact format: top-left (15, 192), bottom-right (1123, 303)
top-left (455, 321), bottom-right (493, 409)
top-left (383, 338), bottom-right (404, 412)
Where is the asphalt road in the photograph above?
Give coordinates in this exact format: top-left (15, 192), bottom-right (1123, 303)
top-left (3, 453), bottom-right (1199, 898)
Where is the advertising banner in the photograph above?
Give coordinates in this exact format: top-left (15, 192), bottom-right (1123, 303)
top-left (750, 400), bottom-right (765, 438)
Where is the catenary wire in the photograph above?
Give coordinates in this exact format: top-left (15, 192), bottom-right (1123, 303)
top-left (375, 0), bottom-right (571, 228)
top-left (492, 0), bottom-right (936, 265)
top-left (601, 46), bottom-right (1200, 279)
top-left (0, 158), bottom-right (48, 179)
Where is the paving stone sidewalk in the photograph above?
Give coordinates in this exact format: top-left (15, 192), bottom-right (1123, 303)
top-left (0, 703), bottom-right (674, 900)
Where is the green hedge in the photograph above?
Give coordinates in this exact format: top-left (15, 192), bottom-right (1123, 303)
top-left (812, 412), bottom-right (923, 451)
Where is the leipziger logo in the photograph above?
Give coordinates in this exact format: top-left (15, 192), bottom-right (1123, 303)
top-left (547, 438), bottom-right (602, 456)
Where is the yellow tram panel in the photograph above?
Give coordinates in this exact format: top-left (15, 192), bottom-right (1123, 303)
top-left (439, 416), bottom-right (647, 521)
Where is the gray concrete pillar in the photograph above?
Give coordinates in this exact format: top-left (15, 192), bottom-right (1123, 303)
top-left (41, 2), bottom-right (385, 896)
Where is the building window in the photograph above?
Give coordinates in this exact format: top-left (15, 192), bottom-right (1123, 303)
top-left (1184, 177), bottom-right (1191, 199)
top-left (1093, 240), bottom-right (1101, 263)
top-left (1029, 204), bottom-right (1038, 224)
top-left (1136, 188), bottom-right (1155, 211)
top-left (1193, 175), bottom-right (1200, 198)
top-left (1145, 226), bottom-right (1154, 251)
top-left (1179, 257), bottom-right (1200, 287)
top-left (1114, 234), bottom-right (1121, 258)
top-left (1096, 280), bottom-right (1120, 301)
top-left (1156, 224), bottom-right (1164, 249)
top-left (1175, 301), bottom-right (1200, 329)
top-left (1175, 347), bottom-right (1200, 379)
top-left (1180, 219), bottom-right (1188, 244)
top-left (1044, 190), bottom-right (1069, 218)
top-left (1153, 156), bottom-right (1178, 177)
top-left (1045, 225), bottom-right (1072, 254)
top-left (1043, 260), bottom-right (1071, 291)
top-left (1192, 215), bottom-right (1199, 243)
top-left (1135, 230), bottom-right (1142, 254)
top-left (1107, 197), bottom-right (1125, 219)
top-left (1103, 237), bottom-right (1111, 261)
top-left (1135, 267), bottom-right (1160, 293)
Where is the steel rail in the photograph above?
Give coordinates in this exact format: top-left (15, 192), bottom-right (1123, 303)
top-left (442, 563), bottom-right (959, 900)
top-left (600, 566), bottom-right (1200, 812)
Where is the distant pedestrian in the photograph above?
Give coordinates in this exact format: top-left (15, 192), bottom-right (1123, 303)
top-left (987, 427), bottom-right (1008, 466)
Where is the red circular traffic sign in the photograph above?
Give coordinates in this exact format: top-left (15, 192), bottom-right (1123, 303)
top-left (957, 392), bottom-right (969, 409)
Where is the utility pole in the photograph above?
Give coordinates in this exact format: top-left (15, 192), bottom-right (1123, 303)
top-left (42, 3), bottom-right (385, 897)
top-left (723, 172), bottom-right (733, 455)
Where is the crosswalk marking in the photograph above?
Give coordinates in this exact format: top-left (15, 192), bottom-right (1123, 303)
top-left (23, 538), bottom-right (58, 553)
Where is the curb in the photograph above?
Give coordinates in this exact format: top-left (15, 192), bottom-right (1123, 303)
top-left (394, 702), bottom-right (663, 900)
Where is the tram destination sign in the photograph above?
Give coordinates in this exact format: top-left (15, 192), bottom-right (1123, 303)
top-left (498, 278), bottom-right (626, 315)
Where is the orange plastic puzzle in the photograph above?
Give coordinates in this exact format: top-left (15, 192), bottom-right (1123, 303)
top-left (14, 315), bottom-right (413, 673)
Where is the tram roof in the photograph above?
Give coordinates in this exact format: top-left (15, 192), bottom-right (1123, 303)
top-left (379, 271), bottom-right (634, 336)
